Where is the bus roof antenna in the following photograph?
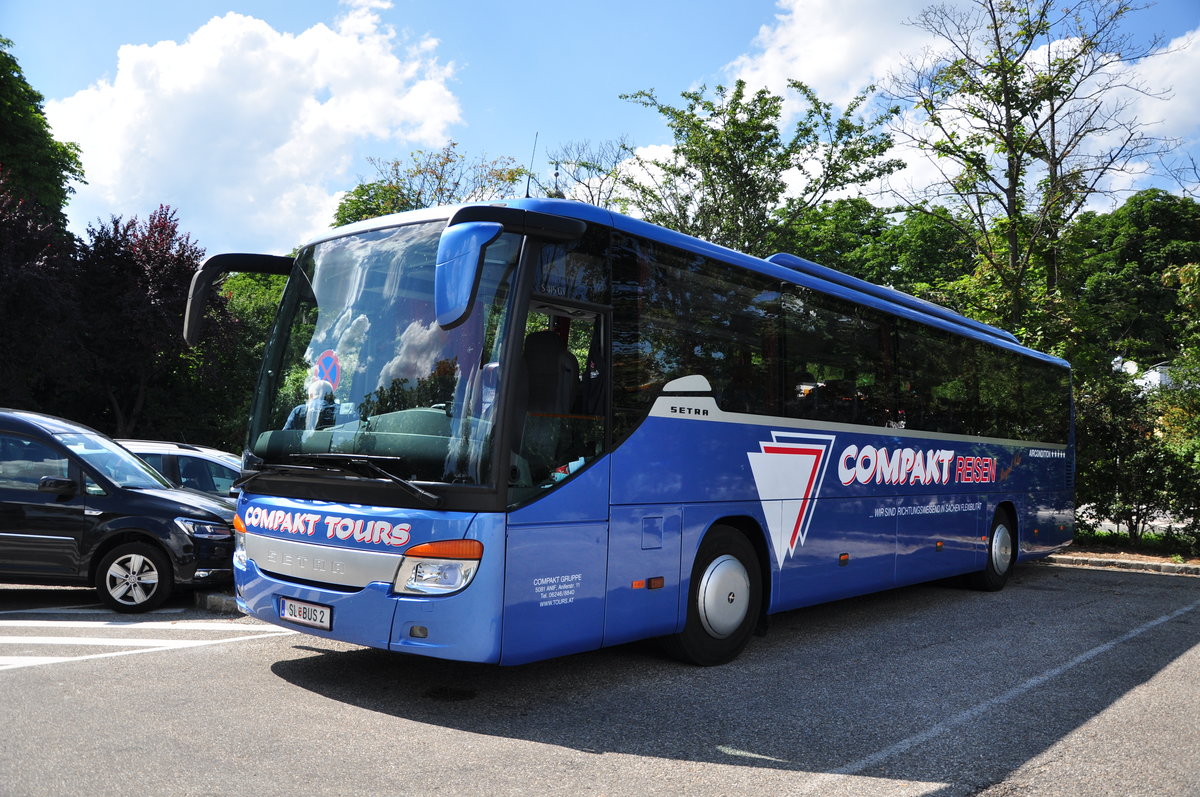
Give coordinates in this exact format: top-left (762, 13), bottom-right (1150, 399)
top-left (525, 132), bottom-right (538, 198)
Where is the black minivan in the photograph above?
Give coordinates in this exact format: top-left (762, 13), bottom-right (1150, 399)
top-left (0, 409), bottom-right (235, 612)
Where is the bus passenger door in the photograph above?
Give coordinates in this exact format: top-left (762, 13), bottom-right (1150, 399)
top-left (501, 458), bottom-right (611, 665)
top-left (604, 505), bottom-right (682, 647)
top-left (501, 297), bottom-right (613, 664)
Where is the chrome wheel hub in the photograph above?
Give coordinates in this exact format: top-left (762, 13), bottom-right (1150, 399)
top-left (991, 524), bottom-right (1013, 574)
top-left (107, 555), bottom-right (159, 605)
top-left (697, 554), bottom-right (750, 639)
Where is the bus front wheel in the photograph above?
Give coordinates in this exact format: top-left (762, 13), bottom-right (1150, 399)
top-left (968, 511), bottom-right (1016, 592)
top-left (666, 526), bottom-right (762, 666)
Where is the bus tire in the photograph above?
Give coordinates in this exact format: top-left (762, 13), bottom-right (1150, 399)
top-left (968, 511), bottom-right (1016, 592)
top-left (95, 542), bottom-right (174, 613)
top-left (666, 526), bottom-right (762, 666)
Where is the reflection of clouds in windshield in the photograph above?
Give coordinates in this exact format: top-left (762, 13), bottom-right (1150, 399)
top-left (378, 320), bottom-right (449, 386)
top-left (334, 311), bottom-right (369, 348)
top-left (335, 314), bottom-right (370, 393)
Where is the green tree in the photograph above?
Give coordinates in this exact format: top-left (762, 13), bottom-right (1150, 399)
top-left (1059, 191), bottom-right (1200, 544)
top-left (780, 198), bottom-right (897, 280)
top-left (1157, 257), bottom-right (1200, 547)
top-left (334, 142), bottom-right (526, 226)
top-left (621, 80), bottom-right (903, 257)
top-left (0, 37), bottom-right (85, 226)
top-left (332, 181), bottom-right (410, 228)
top-left (1074, 370), bottom-right (1184, 540)
top-left (884, 205), bottom-right (977, 298)
top-left (0, 172), bottom-right (80, 408)
top-left (198, 270), bottom-right (290, 448)
top-left (72, 207), bottom-right (214, 438)
top-left (889, 0), bottom-right (1171, 332)
top-left (541, 138), bottom-right (635, 209)
top-left (1063, 190), bottom-right (1200, 371)
top-left (222, 272), bottom-right (287, 348)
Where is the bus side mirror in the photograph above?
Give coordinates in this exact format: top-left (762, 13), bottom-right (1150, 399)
top-left (435, 221), bottom-right (503, 329)
top-left (184, 253), bottom-right (293, 346)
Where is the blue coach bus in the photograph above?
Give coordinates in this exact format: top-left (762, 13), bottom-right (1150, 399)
top-left (185, 198), bottom-right (1073, 666)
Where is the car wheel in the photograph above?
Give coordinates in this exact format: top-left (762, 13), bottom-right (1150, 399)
top-left (665, 526), bottom-right (762, 666)
top-left (95, 542), bottom-right (174, 613)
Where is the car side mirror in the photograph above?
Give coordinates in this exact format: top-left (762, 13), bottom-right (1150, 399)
top-left (38, 476), bottom-right (77, 496)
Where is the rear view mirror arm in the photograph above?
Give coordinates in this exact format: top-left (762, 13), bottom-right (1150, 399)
top-left (184, 253), bottom-right (293, 346)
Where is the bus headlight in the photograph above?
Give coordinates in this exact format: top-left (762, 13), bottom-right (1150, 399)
top-left (394, 540), bottom-right (483, 595)
top-left (232, 514), bottom-right (248, 566)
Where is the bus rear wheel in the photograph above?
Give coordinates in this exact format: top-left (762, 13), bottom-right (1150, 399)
top-left (968, 511), bottom-right (1016, 592)
top-left (665, 526), bottom-right (762, 666)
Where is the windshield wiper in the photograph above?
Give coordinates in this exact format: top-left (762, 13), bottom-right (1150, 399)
top-left (283, 454), bottom-right (442, 508)
top-left (233, 463), bottom-right (325, 492)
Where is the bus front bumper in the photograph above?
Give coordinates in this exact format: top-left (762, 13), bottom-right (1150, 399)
top-left (235, 555), bottom-right (504, 664)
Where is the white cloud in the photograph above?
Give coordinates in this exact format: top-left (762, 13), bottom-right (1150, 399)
top-left (725, 2), bottom-right (1200, 209)
top-left (725, 0), bottom-right (931, 109)
top-left (1123, 28), bottom-right (1200, 196)
top-left (45, 3), bottom-right (460, 255)
top-left (722, 0), bottom-right (937, 204)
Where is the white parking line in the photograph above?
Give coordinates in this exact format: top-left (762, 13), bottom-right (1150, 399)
top-left (789, 596), bottom-right (1200, 794)
top-left (0, 617), bottom-right (295, 672)
top-left (0, 656), bottom-right (72, 667)
top-left (4, 635), bottom-right (260, 648)
top-left (0, 619), bottom-right (277, 631)
top-left (0, 605), bottom-right (187, 615)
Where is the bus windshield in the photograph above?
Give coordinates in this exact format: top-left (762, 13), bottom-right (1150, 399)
top-left (248, 220), bottom-right (522, 489)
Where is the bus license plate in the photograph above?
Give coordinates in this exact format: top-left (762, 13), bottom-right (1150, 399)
top-left (279, 597), bottom-right (332, 631)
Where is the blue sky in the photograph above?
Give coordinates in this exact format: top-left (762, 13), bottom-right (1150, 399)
top-left (4, 0), bottom-right (1198, 256)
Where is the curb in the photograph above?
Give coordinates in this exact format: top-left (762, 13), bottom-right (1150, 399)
top-left (1039, 554), bottom-right (1200, 577)
top-left (194, 590), bottom-right (242, 614)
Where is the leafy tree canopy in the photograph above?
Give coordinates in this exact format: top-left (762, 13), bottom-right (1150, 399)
top-left (333, 142), bottom-right (526, 226)
top-left (888, 0), bottom-right (1172, 330)
top-left (0, 171), bottom-right (79, 408)
top-left (72, 207), bottom-right (208, 437)
top-left (1062, 189), bottom-right (1200, 371)
top-left (0, 37), bottom-right (85, 226)
top-left (620, 80), bottom-right (903, 257)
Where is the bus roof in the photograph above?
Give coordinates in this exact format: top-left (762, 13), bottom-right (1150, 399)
top-left (309, 198), bottom-right (1066, 368)
top-left (764, 252), bottom-right (1019, 345)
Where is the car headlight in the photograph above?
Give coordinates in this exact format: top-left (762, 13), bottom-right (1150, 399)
top-left (393, 540), bottom-right (483, 595)
top-left (174, 517), bottom-right (233, 540)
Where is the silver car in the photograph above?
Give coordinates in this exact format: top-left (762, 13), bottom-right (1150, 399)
top-left (118, 440), bottom-right (241, 498)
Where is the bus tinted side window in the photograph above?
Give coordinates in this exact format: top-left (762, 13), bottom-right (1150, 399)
top-left (896, 320), bottom-right (1070, 444)
top-left (782, 287), bottom-right (893, 428)
top-left (784, 289), bottom-right (1070, 444)
top-left (895, 318), bottom-right (976, 436)
top-left (977, 343), bottom-right (1071, 444)
top-left (611, 234), bottom-right (781, 439)
top-left (608, 232), bottom-right (1069, 445)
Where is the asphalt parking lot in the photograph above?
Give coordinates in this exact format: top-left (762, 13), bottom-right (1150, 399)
top-left (1, 561), bottom-right (1197, 796)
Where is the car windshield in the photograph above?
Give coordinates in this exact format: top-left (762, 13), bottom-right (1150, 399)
top-left (59, 433), bottom-right (171, 489)
top-left (248, 220), bottom-right (521, 489)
